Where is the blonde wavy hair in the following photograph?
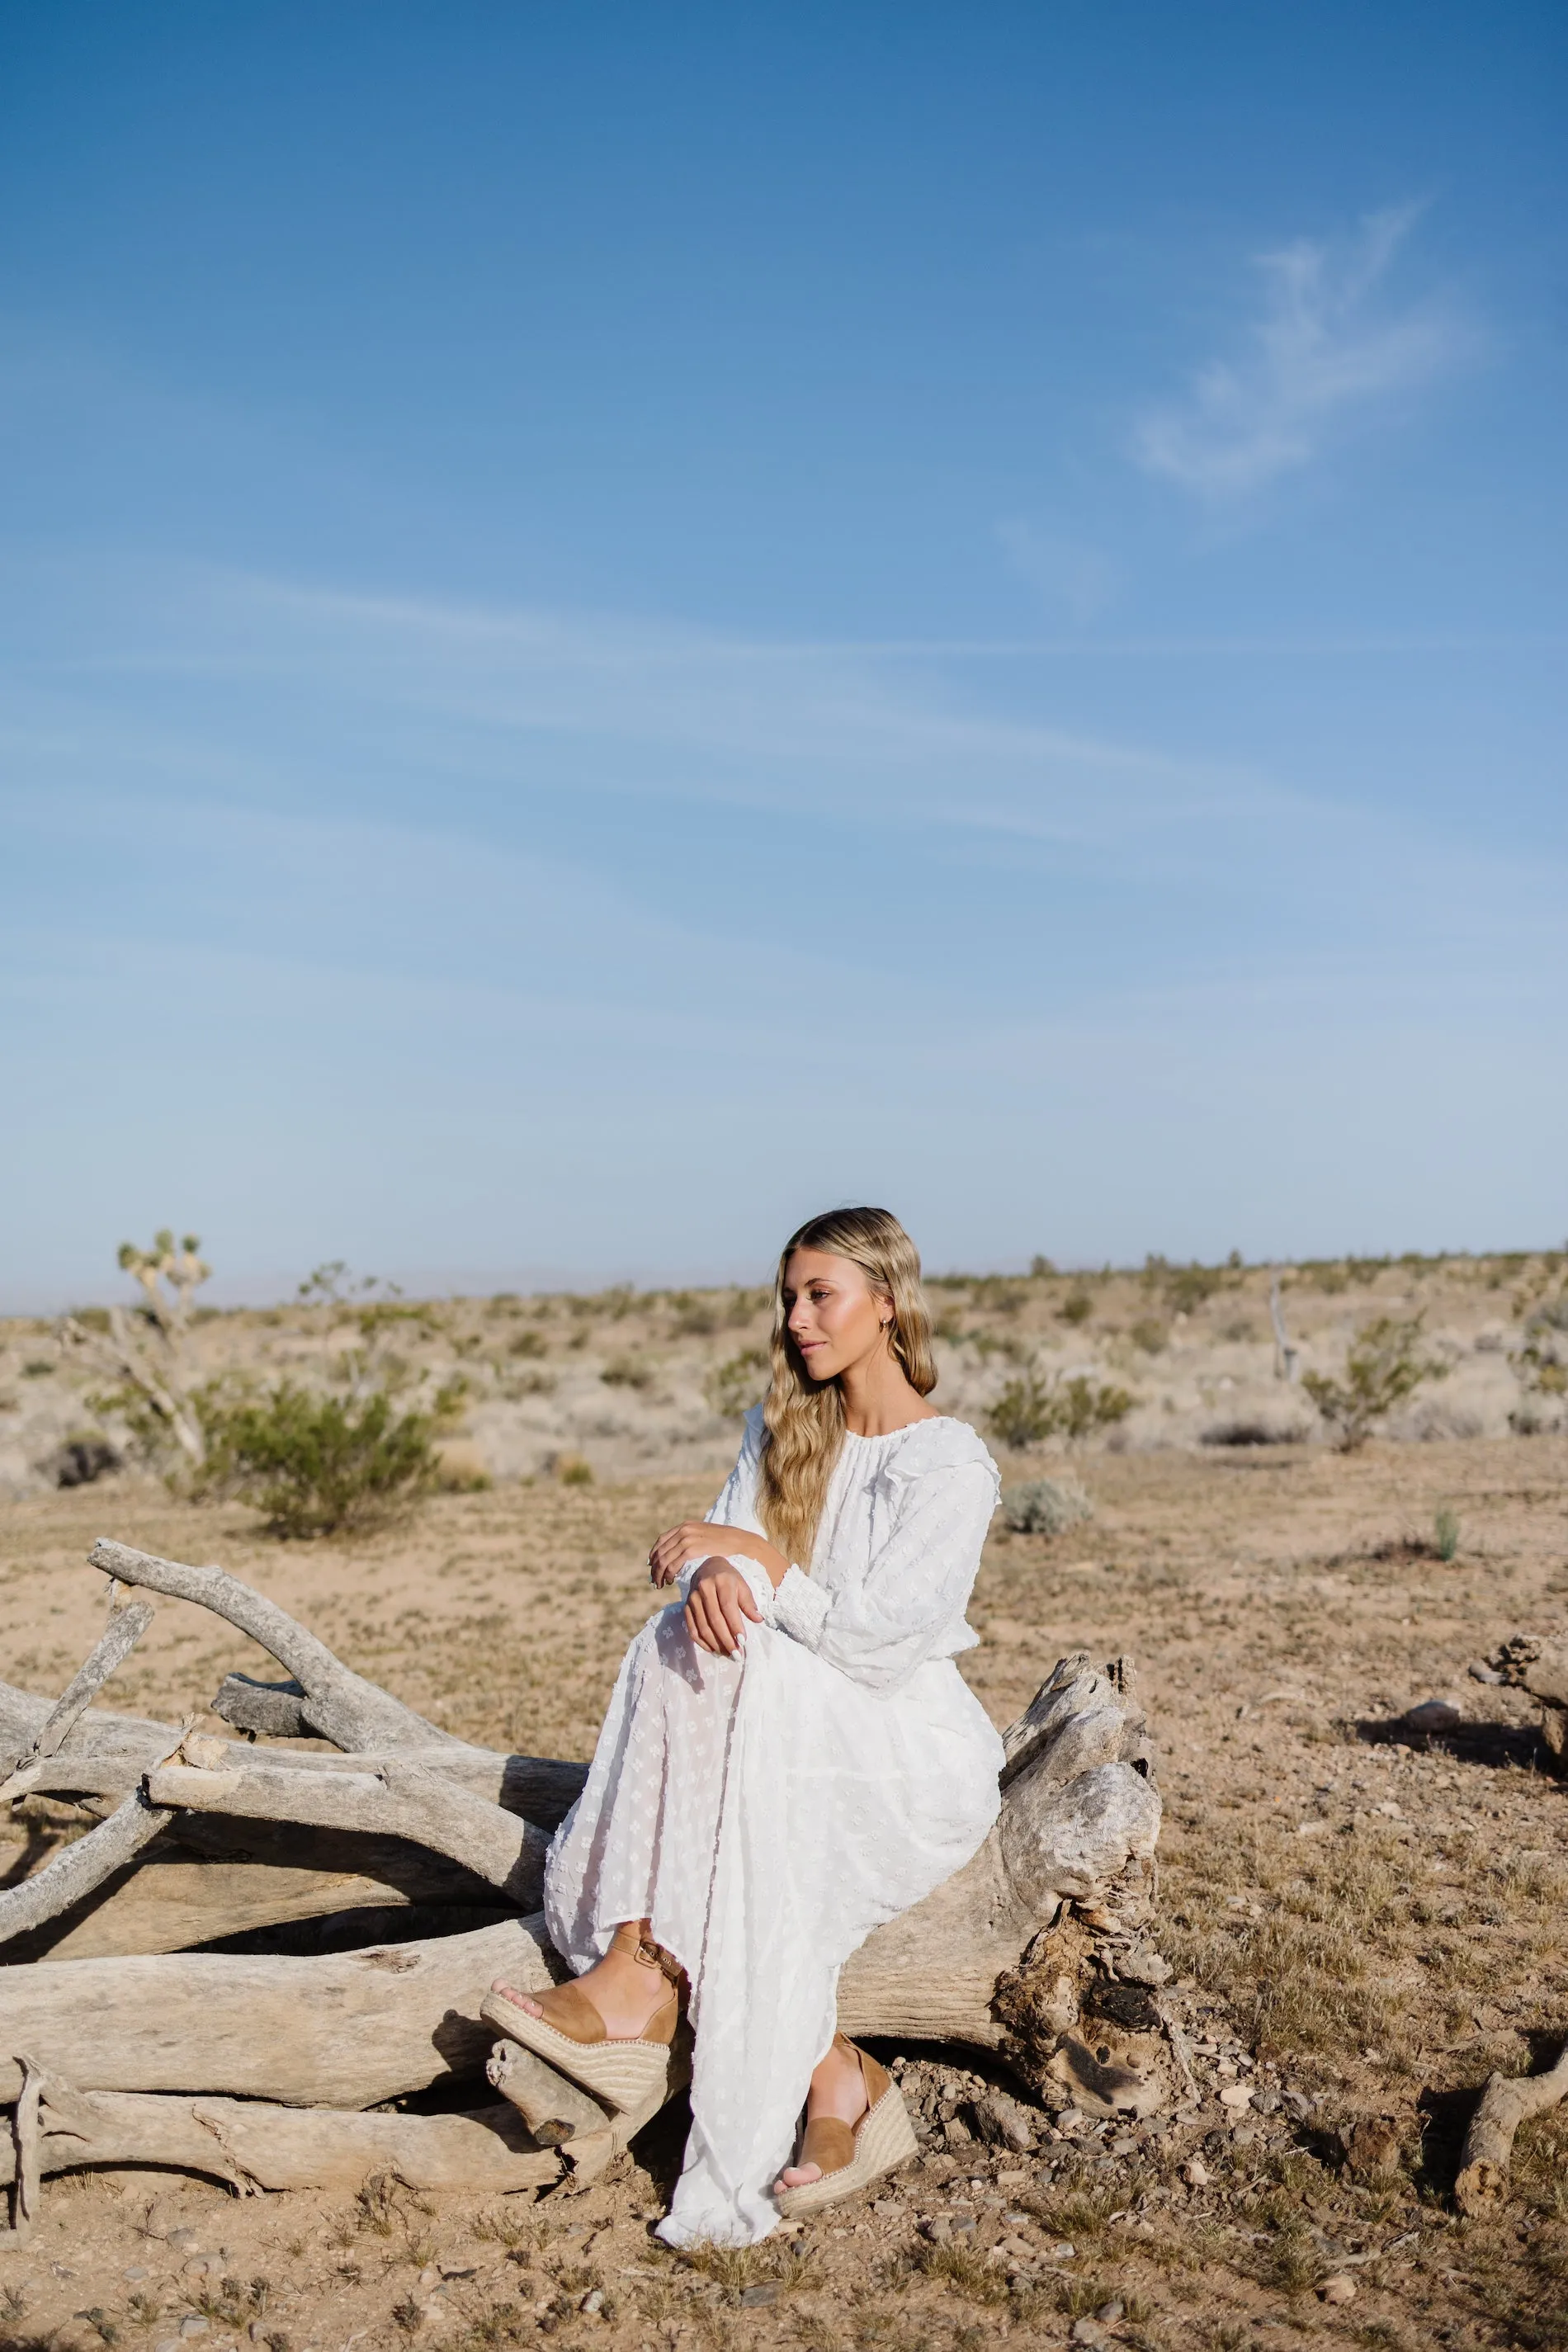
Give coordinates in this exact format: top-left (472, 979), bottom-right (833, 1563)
top-left (758, 1206), bottom-right (937, 1568)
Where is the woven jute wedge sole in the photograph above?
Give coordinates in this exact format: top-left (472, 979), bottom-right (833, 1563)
top-left (479, 1988), bottom-right (677, 2115)
top-left (774, 2082), bottom-right (919, 2218)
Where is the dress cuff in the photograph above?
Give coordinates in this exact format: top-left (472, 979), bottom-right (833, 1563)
top-left (771, 1564), bottom-right (829, 1648)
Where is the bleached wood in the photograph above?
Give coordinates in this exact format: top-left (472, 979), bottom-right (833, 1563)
top-left (485, 2038), bottom-right (616, 2147)
top-left (0, 2084), bottom-right (559, 2195)
top-left (0, 1790), bottom-right (176, 1952)
top-left (0, 1603), bottom-right (157, 1803)
top-left (144, 1755), bottom-right (549, 1903)
top-left (0, 1915), bottom-right (561, 2108)
top-left (0, 1657), bottom-right (1159, 2125)
top-left (1455, 2041), bottom-right (1568, 2214)
top-left (20, 1824), bottom-right (503, 1962)
top-left (3, 1693), bottom-right (588, 1828)
top-left (2, 2058), bottom-right (44, 2244)
top-left (0, 1679), bottom-right (174, 1798)
top-left (89, 1539), bottom-right (459, 1751)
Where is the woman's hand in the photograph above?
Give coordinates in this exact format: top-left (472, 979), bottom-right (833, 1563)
top-left (682, 1556), bottom-right (762, 1657)
top-left (647, 1521), bottom-right (786, 1589)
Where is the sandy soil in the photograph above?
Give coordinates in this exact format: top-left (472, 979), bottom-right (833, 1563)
top-left (4, 1412), bottom-right (1568, 2352)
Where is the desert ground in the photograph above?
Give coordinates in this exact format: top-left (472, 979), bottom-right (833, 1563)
top-left (2, 1252), bottom-right (1567, 2352)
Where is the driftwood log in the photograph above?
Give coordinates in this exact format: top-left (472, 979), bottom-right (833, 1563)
top-left (1455, 2040), bottom-right (1568, 2215)
top-left (0, 2071), bottom-right (560, 2195)
top-left (3, 1538), bottom-right (1162, 2213)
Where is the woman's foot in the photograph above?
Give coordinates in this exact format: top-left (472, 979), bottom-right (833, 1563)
top-left (773, 2036), bottom-right (870, 2192)
top-left (491, 1920), bottom-right (675, 2043)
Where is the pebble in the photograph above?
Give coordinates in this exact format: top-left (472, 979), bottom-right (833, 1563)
top-left (1096, 2300), bottom-right (1125, 2323)
top-left (124, 2267), bottom-right (149, 2281)
top-left (1183, 2158), bottom-right (1210, 2185)
top-left (1219, 2084), bottom-right (1253, 2111)
top-left (739, 2285), bottom-right (778, 2307)
top-left (180, 2325), bottom-right (210, 2341)
top-left (579, 2288), bottom-right (604, 2314)
top-left (1320, 2274), bottom-right (1357, 2304)
top-left (1070, 2323), bottom-right (1108, 2349)
top-left (168, 2232), bottom-right (201, 2254)
top-left (1405, 1699), bottom-right (1461, 1734)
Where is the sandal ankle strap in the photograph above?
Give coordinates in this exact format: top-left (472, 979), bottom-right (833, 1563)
top-left (611, 1923), bottom-right (684, 1985)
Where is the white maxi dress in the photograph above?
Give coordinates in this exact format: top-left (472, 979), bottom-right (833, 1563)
top-left (542, 1407), bottom-right (1005, 2247)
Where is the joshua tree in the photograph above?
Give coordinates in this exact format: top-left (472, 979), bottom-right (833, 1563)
top-left (59, 1230), bottom-right (211, 1467)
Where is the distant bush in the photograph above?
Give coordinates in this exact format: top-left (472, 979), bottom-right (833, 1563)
top-left (1514, 1291), bottom-right (1568, 1401)
top-left (600, 1355), bottom-right (655, 1391)
top-left (1301, 1315), bottom-right (1445, 1452)
top-left (1141, 1252), bottom-right (1243, 1315)
top-left (1001, 1474), bottom-right (1093, 1536)
top-left (556, 1453), bottom-right (594, 1485)
top-left (985, 1371), bottom-right (1134, 1450)
top-left (1058, 1292), bottom-right (1093, 1326)
top-left (1434, 1505), bottom-right (1462, 1562)
top-left (509, 1329), bottom-right (549, 1358)
top-left (1129, 1318), bottom-right (1167, 1355)
top-left (705, 1347), bottom-right (768, 1419)
top-left (199, 1377), bottom-right (465, 1537)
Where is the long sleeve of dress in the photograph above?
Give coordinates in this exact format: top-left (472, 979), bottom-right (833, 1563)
top-left (768, 1457), bottom-right (997, 1693)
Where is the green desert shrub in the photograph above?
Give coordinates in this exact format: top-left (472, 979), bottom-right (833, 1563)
top-left (199, 1378), bottom-right (465, 1537)
top-left (705, 1347), bottom-right (768, 1419)
top-left (1301, 1315), bottom-right (1444, 1452)
top-left (1001, 1473), bottom-right (1093, 1536)
top-left (986, 1371), bottom-right (1134, 1450)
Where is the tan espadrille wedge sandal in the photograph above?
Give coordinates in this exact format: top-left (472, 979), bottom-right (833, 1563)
top-left (481, 1925), bottom-right (686, 2116)
top-left (774, 2034), bottom-right (919, 2218)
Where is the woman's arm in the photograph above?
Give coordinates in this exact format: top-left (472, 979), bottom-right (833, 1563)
top-left (769, 1462), bottom-right (997, 1693)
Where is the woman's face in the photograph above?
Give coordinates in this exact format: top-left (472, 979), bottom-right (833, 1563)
top-left (782, 1248), bottom-right (890, 1381)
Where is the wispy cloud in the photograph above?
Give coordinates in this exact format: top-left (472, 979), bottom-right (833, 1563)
top-left (1133, 205), bottom-right (1471, 499)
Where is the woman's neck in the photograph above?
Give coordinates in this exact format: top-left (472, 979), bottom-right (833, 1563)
top-left (836, 1349), bottom-right (940, 1438)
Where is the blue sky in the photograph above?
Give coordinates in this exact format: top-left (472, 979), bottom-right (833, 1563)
top-left (2, 1), bottom-right (1565, 1304)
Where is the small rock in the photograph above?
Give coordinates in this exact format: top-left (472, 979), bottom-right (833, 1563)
top-left (1117, 1944), bottom-right (1173, 1987)
top-left (418, 2268), bottom-right (439, 2288)
top-left (1183, 2158), bottom-right (1210, 2186)
top-left (156, 2340), bottom-right (184, 2352)
top-left (923, 2216), bottom-right (952, 2243)
top-left (1468, 1660), bottom-right (1502, 1684)
top-left (739, 2285), bottom-right (778, 2307)
top-left (180, 2326), bottom-right (210, 2341)
top-left (1405, 1698), bottom-right (1461, 1735)
top-left (1109, 2132), bottom-right (1140, 2156)
top-left (1219, 2084), bottom-right (1253, 2111)
top-left (578, 2289), bottom-right (603, 2315)
top-left (249, 2327), bottom-right (270, 2345)
top-left (1319, 2274), bottom-right (1357, 2304)
top-left (1344, 2116), bottom-right (1401, 2179)
top-left (124, 2267), bottom-right (149, 2281)
top-left (1095, 2300), bottom-right (1125, 2324)
top-left (1070, 2322), bottom-right (1108, 2349)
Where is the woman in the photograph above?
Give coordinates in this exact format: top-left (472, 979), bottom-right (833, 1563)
top-left (489, 1206), bottom-right (1004, 2246)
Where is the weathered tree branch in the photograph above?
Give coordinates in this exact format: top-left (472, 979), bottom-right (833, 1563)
top-left (1, 2057), bottom-right (44, 2244)
top-left (0, 1915), bottom-right (562, 2108)
top-left (0, 1603), bottom-right (157, 1804)
top-left (88, 1539), bottom-right (459, 1751)
top-left (1455, 2041), bottom-right (1568, 2215)
top-left (0, 1789), bottom-right (177, 1952)
top-left (0, 2080), bottom-right (560, 2195)
top-left (144, 1753), bottom-right (550, 1905)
